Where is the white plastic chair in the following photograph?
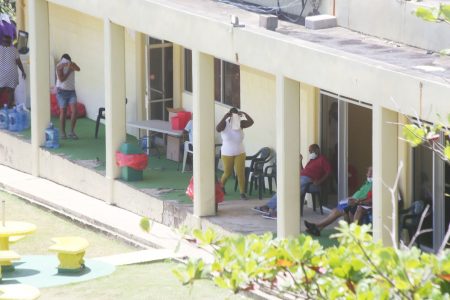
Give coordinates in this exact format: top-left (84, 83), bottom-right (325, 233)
top-left (182, 141), bottom-right (193, 173)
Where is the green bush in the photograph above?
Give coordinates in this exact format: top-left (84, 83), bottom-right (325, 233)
top-left (174, 222), bottom-right (450, 299)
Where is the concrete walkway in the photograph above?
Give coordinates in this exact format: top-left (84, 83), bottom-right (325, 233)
top-left (0, 164), bottom-right (338, 260)
top-left (0, 165), bottom-right (214, 263)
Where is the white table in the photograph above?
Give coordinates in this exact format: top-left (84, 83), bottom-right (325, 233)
top-left (127, 120), bottom-right (184, 160)
top-left (127, 120), bottom-right (183, 137)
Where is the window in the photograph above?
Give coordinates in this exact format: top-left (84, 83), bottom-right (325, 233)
top-left (184, 49), bottom-right (192, 93)
top-left (214, 58), bottom-right (240, 108)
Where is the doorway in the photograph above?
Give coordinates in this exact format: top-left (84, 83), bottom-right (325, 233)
top-left (320, 92), bottom-right (373, 208)
top-left (147, 37), bottom-right (173, 121)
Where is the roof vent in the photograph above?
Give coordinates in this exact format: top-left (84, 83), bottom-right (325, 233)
top-left (305, 15), bottom-right (337, 30)
top-left (259, 14), bottom-right (278, 31)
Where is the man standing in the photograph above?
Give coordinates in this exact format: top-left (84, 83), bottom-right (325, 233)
top-left (56, 53), bottom-right (80, 139)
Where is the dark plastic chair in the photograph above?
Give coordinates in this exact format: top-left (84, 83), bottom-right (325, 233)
top-left (95, 98), bottom-right (127, 139)
top-left (300, 182), bottom-right (323, 216)
top-left (234, 147), bottom-right (272, 197)
top-left (94, 107), bottom-right (105, 139)
top-left (248, 150), bottom-right (273, 199)
top-left (399, 200), bottom-right (426, 245)
top-left (264, 161), bottom-right (276, 194)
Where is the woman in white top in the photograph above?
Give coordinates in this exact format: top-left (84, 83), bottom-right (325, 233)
top-left (216, 107), bottom-right (254, 200)
top-left (56, 53), bottom-right (80, 139)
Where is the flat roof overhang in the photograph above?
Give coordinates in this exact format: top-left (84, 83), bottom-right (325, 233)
top-left (47, 0), bottom-right (450, 121)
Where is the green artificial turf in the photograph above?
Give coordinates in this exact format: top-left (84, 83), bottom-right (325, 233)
top-left (14, 117), bottom-right (274, 203)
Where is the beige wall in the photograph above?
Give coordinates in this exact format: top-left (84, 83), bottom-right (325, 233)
top-left (181, 65), bottom-right (277, 157)
top-left (48, 4), bottom-right (104, 120)
top-left (348, 104), bottom-right (372, 185)
top-left (240, 66), bottom-right (276, 156)
top-left (47, 4), bottom-right (141, 131)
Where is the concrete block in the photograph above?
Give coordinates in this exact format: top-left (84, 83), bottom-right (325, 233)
top-left (305, 14), bottom-right (337, 30)
top-left (259, 14), bottom-right (278, 31)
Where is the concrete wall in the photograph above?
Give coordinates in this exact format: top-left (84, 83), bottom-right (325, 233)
top-left (334, 0), bottom-right (450, 53)
top-left (0, 133), bottom-right (32, 174)
top-left (48, 4), bottom-right (105, 120)
top-left (243, 0), bottom-right (450, 52)
top-left (48, 4), bottom-right (140, 130)
top-left (181, 64), bottom-right (277, 157)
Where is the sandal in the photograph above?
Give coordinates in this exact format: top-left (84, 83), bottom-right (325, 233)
top-left (306, 224), bottom-right (321, 237)
top-left (262, 211), bottom-right (277, 220)
top-left (251, 205), bottom-right (270, 214)
top-left (68, 133), bottom-right (79, 140)
top-left (304, 220), bottom-right (314, 230)
top-left (60, 134), bottom-right (67, 140)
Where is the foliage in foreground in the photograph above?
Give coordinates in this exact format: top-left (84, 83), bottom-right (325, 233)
top-left (173, 222), bottom-right (450, 299)
top-left (402, 113), bottom-right (450, 163)
top-left (415, 3), bottom-right (450, 55)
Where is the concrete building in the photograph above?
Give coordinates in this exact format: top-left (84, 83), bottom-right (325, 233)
top-left (4, 0), bottom-right (450, 252)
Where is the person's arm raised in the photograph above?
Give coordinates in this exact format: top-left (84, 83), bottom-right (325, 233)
top-left (56, 62), bottom-right (72, 82)
top-left (240, 111), bottom-right (254, 129)
top-left (216, 112), bottom-right (230, 132)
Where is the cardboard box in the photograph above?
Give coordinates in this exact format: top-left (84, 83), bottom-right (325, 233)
top-left (167, 107), bottom-right (184, 121)
top-left (166, 135), bottom-right (181, 162)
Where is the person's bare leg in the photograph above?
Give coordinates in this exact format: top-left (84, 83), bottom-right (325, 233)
top-left (69, 102), bottom-right (77, 134)
top-left (352, 206), bottom-right (367, 225)
top-left (60, 107), bottom-right (67, 137)
top-left (316, 208), bottom-right (345, 230)
top-left (6, 88), bottom-right (14, 108)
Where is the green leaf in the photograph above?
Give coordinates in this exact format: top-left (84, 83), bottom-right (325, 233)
top-left (440, 4), bottom-right (450, 22)
top-left (440, 49), bottom-right (450, 56)
top-left (445, 143), bottom-right (450, 161)
top-left (139, 217), bottom-right (151, 233)
top-left (416, 7), bottom-right (437, 22)
top-left (403, 124), bottom-right (426, 147)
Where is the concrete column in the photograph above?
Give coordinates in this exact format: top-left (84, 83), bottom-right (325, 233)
top-left (372, 105), bottom-right (398, 245)
top-left (16, 0), bottom-right (26, 30)
top-left (172, 44), bottom-right (182, 107)
top-left (276, 75), bottom-right (301, 238)
top-left (299, 83), bottom-right (318, 157)
top-left (29, 0), bottom-right (50, 177)
top-left (135, 32), bottom-right (146, 121)
top-left (104, 19), bottom-right (126, 204)
top-left (192, 50), bottom-right (215, 217)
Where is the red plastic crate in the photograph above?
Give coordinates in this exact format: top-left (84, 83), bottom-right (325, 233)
top-left (177, 111), bottom-right (191, 129)
top-left (171, 116), bottom-right (183, 130)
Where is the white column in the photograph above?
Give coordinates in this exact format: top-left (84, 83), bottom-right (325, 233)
top-left (104, 19), bottom-right (126, 204)
top-left (172, 44), bottom-right (182, 107)
top-left (135, 33), bottom-right (146, 121)
top-left (372, 105), bottom-right (398, 245)
top-left (29, 0), bottom-right (50, 176)
top-left (276, 75), bottom-right (301, 238)
top-left (192, 50), bottom-right (215, 217)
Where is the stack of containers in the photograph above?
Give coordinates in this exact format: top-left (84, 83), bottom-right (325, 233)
top-left (171, 111), bottom-right (191, 130)
top-left (0, 104), bottom-right (8, 129)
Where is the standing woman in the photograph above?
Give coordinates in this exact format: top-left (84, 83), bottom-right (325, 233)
top-left (56, 53), bottom-right (80, 139)
top-left (216, 107), bottom-right (254, 200)
top-left (0, 35), bottom-right (26, 107)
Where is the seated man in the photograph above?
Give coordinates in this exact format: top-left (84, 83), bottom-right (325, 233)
top-left (304, 166), bottom-right (373, 236)
top-left (253, 144), bottom-right (332, 219)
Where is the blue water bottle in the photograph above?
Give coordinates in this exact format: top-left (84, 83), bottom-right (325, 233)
top-left (8, 106), bottom-right (19, 132)
top-left (0, 104), bottom-right (9, 130)
top-left (45, 122), bottom-right (60, 149)
top-left (17, 105), bottom-right (28, 131)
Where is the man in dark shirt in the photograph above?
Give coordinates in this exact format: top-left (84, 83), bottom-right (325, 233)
top-left (253, 144), bottom-right (332, 219)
